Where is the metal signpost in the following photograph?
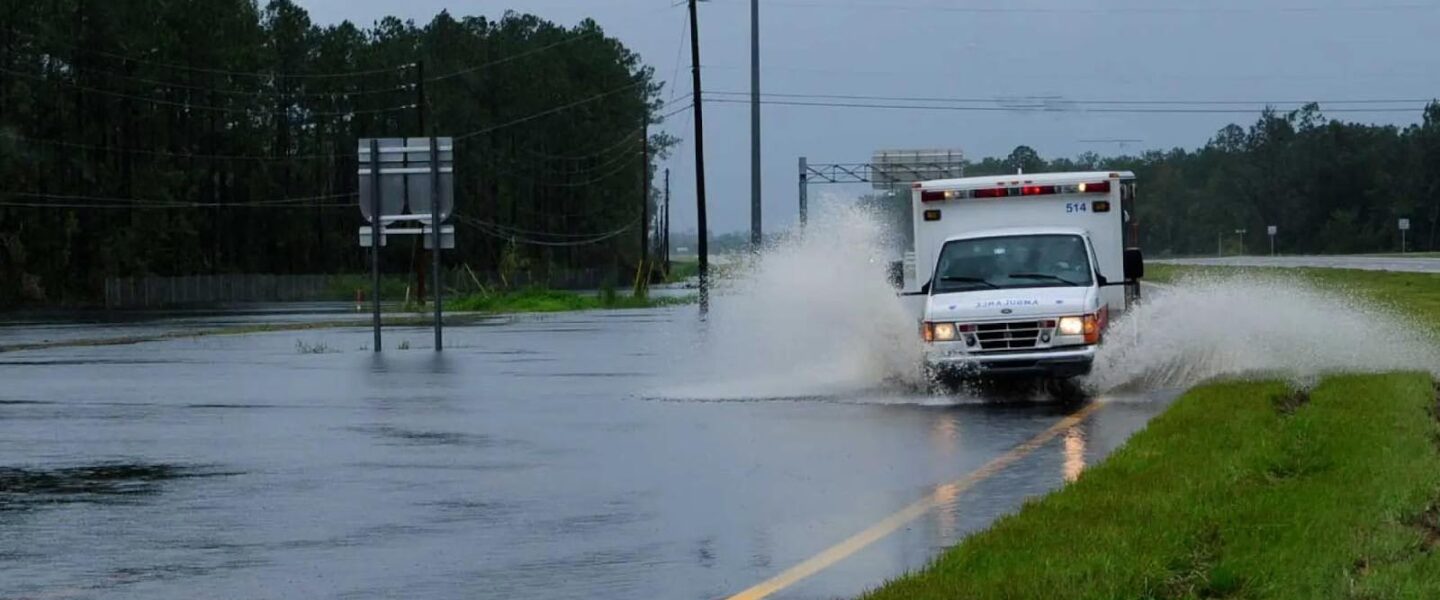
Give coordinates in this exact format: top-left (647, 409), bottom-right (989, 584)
top-left (1400, 218), bottom-right (1411, 253)
top-left (1267, 225), bottom-right (1277, 256)
top-left (358, 137), bottom-right (455, 351)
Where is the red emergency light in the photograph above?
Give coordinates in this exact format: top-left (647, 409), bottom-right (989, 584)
top-left (920, 180), bottom-right (1113, 201)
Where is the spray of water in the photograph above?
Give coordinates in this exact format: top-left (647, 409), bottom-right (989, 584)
top-left (1087, 272), bottom-right (1440, 392)
top-left (659, 206), bottom-right (1438, 401)
top-left (661, 204), bottom-right (925, 400)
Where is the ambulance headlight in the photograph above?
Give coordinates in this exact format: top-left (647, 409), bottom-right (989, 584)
top-left (932, 322), bottom-right (958, 341)
top-left (1057, 316), bottom-right (1085, 336)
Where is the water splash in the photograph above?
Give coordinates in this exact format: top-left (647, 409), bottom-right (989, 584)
top-left (1087, 272), bottom-right (1440, 392)
top-left (657, 206), bottom-right (1438, 401)
top-left (660, 205), bottom-right (925, 400)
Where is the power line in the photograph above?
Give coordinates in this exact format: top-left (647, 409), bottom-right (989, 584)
top-left (4, 53), bottom-right (415, 99)
top-left (457, 214), bottom-right (633, 239)
top-left (10, 29), bottom-right (612, 97)
top-left (666, 10), bottom-right (690, 105)
top-left (425, 33), bottom-right (601, 82)
top-left (710, 0), bottom-right (1440, 14)
top-left (1, 191), bottom-right (356, 209)
top-left (705, 97), bottom-right (1430, 114)
top-left (5, 27), bottom-right (413, 80)
top-left (522, 126), bottom-right (644, 161)
top-left (496, 90), bottom-right (683, 156)
top-left (527, 153), bottom-right (643, 188)
top-left (457, 214), bottom-right (637, 246)
top-left (0, 201), bottom-right (354, 209)
top-left (454, 81), bottom-right (644, 141)
top-left (660, 103), bottom-right (692, 121)
top-left (0, 65), bottom-right (416, 117)
top-left (85, 68), bottom-right (415, 100)
top-left (704, 90), bottom-right (1437, 106)
top-left (0, 131), bottom-right (355, 162)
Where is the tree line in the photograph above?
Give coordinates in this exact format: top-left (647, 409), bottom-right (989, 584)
top-left (969, 103), bottom-right (1440, 257)
top-left (0, 0), bottom-right (673, 307)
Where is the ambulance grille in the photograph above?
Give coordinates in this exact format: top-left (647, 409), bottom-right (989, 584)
top-left (975, 320), bottom-right (1043, 351)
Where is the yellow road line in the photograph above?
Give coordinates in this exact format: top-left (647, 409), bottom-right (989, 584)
top-left (726, 400), bottom-right (1107, 600)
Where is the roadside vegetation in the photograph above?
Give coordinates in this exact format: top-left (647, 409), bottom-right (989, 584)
top-left (864, 372), bottom-right (1440, 599)
top-left (664, 260), bottom-right (700, 283)
top-left (449, 287), bottom-right (694, 314)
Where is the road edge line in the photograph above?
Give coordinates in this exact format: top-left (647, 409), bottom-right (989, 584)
top-left (725, 400), bottom-right (1108, 600)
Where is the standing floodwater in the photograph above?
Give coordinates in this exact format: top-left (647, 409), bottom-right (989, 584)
top-left (0, 309), bottom-right (1177, 600)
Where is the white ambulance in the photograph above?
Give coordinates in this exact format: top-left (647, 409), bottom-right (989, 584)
top-left (900, 171), bottom-right (1144, 385)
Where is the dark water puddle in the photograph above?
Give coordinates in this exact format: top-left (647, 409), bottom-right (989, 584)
top-left (0, 463), bottom-right (233, 510)
top-left (346, 425), bottom-right (507, 449)
top-left (0, 358), bottom-right (193, 366)
top-left (508, 371), bottom-right (651, 378)
top-left (348, 461), bottom-right (534, 472)
top-left (425, 499), bottom-right (520, 525)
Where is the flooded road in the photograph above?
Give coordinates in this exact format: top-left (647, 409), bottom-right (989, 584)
top-left (1, 308), bottom-right (1176, 599)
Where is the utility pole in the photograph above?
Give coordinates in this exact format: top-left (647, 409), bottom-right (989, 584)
top-left (639, 119), bottom-right (650, 283)
top-left (688, 0), bottom-right (709, 313)
top-left (749, 0), bottom-right (761, 251)
top-left (664, 168), bottom-right (671, 275)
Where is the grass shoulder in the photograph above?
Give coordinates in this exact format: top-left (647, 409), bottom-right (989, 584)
top-left (449, 287), bottom-right (694, 314)
top-left (863, 372), bottom-right (1440, 599)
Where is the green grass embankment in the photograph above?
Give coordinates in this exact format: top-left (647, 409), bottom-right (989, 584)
top-left (864, 372), bottom-right (1440, 599)
top-left (449, 288), bottom-right (694, 314)
top-left (664, 260), bottom-right (700, 283)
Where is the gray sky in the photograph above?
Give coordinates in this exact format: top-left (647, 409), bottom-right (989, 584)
top-left (296, 0), bottom-right (1440, 235)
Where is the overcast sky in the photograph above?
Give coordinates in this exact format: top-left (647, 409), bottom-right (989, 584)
top-left (295, 0), bottom-right (1440, 234)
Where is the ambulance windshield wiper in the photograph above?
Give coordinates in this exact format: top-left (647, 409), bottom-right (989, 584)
top-left (939, 276), bottom-right (1000, 290)
top-left (1007, 273), bottom-right (1081, 286)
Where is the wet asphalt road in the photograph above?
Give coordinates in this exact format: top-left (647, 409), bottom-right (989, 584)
top-left (1, 307), bottom-right (1177, 599)
top-left (1162, 254), bottom-right (1440, 273)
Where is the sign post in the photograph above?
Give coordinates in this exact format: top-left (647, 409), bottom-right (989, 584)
top-left (1267, 225), bottom-right (1277, 256)
top-left (359, 137), bottom-right (455, 351)
top-left (1400, 218), bottom-right (1411, 253)
top-left (369, 139), bottom-right (382, 352)
top-left (429, 134), bottom-right (443, 351)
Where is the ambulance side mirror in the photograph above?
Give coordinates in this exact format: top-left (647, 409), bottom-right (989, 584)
top-left (1124, 248), bottom-right (1145, 281)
